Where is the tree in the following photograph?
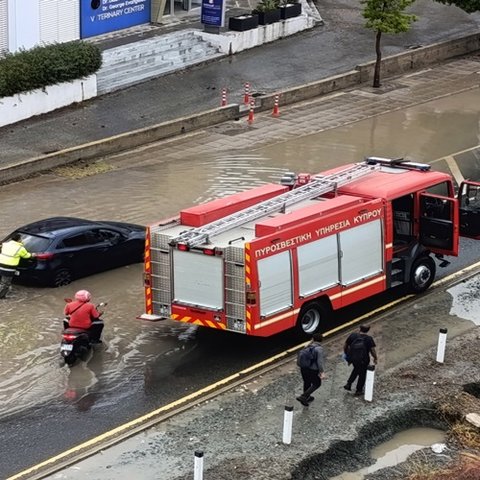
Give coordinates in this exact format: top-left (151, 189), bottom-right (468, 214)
top-left (434, 0), bottom-right (480, 12)
top-left (362, 0), bottom-right (417, 88)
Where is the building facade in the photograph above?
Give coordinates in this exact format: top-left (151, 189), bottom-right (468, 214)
top-left (0, 0), bottom-right (168, 55)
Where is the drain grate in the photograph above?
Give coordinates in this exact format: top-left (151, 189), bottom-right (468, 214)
top-left (362, 82), bottom-right (409, 95)
top-left (211, 123), bottom-right (256, 136)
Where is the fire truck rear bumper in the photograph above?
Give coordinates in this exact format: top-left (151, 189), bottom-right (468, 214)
top-left (137, 314), bottom-right (167, 322)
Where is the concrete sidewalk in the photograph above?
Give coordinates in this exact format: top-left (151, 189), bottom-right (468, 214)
top-left (45, 273), bottom-right (480, 480)
top-left (1, 0), bottom-right (480, 171)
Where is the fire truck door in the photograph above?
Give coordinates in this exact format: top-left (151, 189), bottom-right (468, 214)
top-left (418, 193), bottom-right (459, 257)
top-left (458, 181), bottom-right (480, 239)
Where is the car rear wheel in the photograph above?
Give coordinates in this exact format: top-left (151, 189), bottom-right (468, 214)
top-left (52, 268), bottom-right (72, 287)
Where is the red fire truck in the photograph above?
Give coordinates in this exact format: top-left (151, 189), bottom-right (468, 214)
top-left (141, 157), bottom-right (480, 337)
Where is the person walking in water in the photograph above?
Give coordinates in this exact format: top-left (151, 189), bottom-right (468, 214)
top-left (0, 233), bottom-right (36, 299)
top-left (343, 325), bottom-right (377, 396)
top-left (296, 332), bottom-right (326, 406)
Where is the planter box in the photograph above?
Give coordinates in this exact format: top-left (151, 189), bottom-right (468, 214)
top-left (258, 9), bottom-right (281, 25)
top-left (0, 75), bottom-right (97, 128)
top-left (229, 14), bottom-right (259, 31)
top-left (280, 3), bottom-right (301, 19)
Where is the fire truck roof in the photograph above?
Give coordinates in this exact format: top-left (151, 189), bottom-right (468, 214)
top-left (336, 164), bottom-right (451, 200)
top-left (156, 161), bottom-right (453, 249)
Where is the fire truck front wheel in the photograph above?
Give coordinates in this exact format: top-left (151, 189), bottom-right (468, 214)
top-left (409, 256), bottom-right (436, 293)
top-left (297, 301), bottom-right (329, 336)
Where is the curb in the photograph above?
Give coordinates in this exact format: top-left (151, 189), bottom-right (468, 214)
top-left (1, 32), bottom-right (479, 186)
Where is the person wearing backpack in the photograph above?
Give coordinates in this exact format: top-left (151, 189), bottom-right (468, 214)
top-left (343, 325), bottom-right (377, 396)
top-left (296, 332), bottom-right (325, 407)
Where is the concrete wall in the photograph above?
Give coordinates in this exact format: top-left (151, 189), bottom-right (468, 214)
top-left (0, 75), bottom-right (97, 128)
top-left (0, 105), bottom-right (240, 185)
top-left (197, 15), bottom-right (315, 54)
top-left (356, 32), bottom-right (480, 83)
top-left (256, 70), bottom-right (360, 110)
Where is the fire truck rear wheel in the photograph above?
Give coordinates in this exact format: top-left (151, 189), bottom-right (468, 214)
top-left (409, 256), bottom-right (436, 293)
top-left (297, 301), bottom-right (329, 336)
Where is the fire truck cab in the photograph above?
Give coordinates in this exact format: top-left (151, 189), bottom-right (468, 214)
top-left (142, 157), bottom-right (480, 337)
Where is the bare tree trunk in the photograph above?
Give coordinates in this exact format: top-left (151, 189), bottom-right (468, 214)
top-left (373, 30), bottom-right (382, 88)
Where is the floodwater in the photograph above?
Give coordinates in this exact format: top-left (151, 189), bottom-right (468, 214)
top-left (448, 275), bottom-right (480, 326)
top-left (0, 89), bottom-right (479, 475)
top-left (330, 428), bottom-right (446, 480)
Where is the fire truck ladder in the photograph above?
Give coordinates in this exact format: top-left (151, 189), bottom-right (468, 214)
top-left (171, 162), bottom-right (380, 248)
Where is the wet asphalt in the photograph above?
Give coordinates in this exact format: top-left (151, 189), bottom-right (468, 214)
top-left (46, 275), bottom-right (480, 480)
top-left (1, 0), bottom-right (480, 165)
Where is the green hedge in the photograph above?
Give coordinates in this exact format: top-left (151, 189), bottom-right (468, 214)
top-left (0, 41), bottom-right (102, 98)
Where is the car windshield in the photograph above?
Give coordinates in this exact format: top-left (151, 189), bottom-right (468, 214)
top-left (16, 233), bottom-right (52, 252)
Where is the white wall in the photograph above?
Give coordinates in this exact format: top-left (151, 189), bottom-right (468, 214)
top-left (196, 15), bottom-right (315, 55)
top-left (8, 0), bottom-right (40, 52)
top-left (7, 0), bottom-right (80, 52)
top-left (0, 75), bottom-right (97, 127)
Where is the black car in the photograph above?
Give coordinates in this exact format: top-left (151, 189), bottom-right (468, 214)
top-left (2, 217), bottom-right (146, 287)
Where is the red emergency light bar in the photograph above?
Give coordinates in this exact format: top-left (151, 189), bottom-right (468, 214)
top-left (177, 244), bottom-right (220, 256)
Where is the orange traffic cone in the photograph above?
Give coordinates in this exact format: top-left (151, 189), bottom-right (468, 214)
top-left (244, 82), bottom-right (250, 105)
top-left (248, 100), bottom-right (255, 124)
top-left (272, 94), bottom-right (280, 117)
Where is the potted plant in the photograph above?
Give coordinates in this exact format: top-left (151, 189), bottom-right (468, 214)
top-left (229, 13), bottom-right (259, 31)
top-left (252, 0), bottom-right (281, 25)
top-left (279, 0), bottom-right (301, 20)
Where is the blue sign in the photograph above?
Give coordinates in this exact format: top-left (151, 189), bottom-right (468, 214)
top-left (81, 0), bottom-right (151, 39)
top-left (201, 0), bottom-right (225, 27)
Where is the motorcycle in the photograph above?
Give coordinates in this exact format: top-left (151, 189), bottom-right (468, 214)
top-left (60, 301), bottom-right (106, 366)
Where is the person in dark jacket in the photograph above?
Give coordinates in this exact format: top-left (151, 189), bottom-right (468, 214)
top-left (296, 332), bottom-right (326, 407)
top-left (343, 325), bottom-right (378, 396)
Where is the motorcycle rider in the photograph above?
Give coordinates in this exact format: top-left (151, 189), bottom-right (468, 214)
top-left (0, 233), bottom-right (37, 299)
top-left (64, 290), bottom-right (104, 343)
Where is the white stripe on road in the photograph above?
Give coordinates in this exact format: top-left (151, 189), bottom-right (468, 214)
top-left (444, 155), bottom-right (465, 185)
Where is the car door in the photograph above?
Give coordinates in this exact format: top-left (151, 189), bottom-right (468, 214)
top-left (96, 228), bottom-right (127, 268)
top-left (458, 180), bottom-right (480, 239)
top-left (60, 230), bottom-right (110, 276)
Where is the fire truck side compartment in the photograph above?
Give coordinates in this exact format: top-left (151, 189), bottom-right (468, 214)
top-left (255, 195), bottom-right (363, 236)
top-left (257, 251), bottom-right (293, 316)
top-left (180, 184), bottom-right (288, 227)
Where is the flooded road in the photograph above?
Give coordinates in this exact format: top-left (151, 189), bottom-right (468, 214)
top-left (1, 89), bottom-right (480, 477)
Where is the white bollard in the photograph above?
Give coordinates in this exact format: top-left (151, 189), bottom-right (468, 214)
top-left (364, 365), bottom-right (375, 402)
top-left (436, 328), bottom-right (448, 363)
top-left (194, 450), bottom-right (204, 480)
top-left (282, 405), bottom-right (294, 445)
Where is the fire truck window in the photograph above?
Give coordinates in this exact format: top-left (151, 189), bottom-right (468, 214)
top-left (426, 182), bottom-right (449, 197)
top-left (392, 195), bottom-right (413, 242)
top-left (461, 184), bottom-right (480, 210)
top-left (422, 197), bottom-right (451, 220)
